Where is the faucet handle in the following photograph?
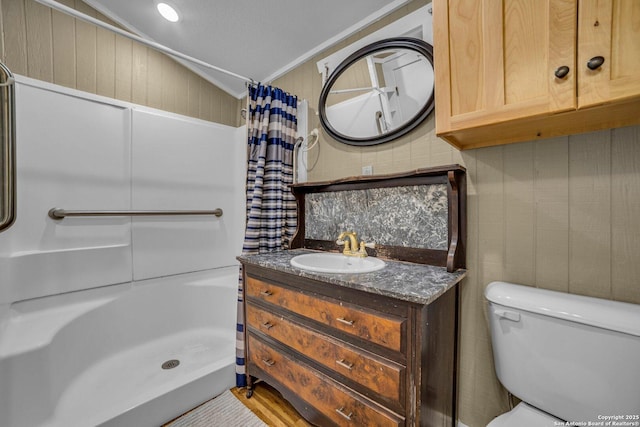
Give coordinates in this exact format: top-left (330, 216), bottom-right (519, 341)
top-left (356, 241), bottom-right (369, 257)
top-left (363, 242), bottom-right (376, 249)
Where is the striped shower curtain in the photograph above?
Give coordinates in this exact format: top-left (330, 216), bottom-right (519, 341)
top-left (236, 83), bottom-right (298, 387)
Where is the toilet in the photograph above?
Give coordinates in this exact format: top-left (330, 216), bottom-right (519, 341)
top-left (485, 282), bottom-right (640, 427)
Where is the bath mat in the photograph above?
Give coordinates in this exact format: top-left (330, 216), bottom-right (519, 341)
top-left (165, 390), bottom-right (267, 427)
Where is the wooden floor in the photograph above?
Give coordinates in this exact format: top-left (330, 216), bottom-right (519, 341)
top-left (231, 382), bottom-right (312, 427)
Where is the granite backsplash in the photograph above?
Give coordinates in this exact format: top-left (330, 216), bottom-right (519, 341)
top-left (304, 184), bottom-right (448, 249)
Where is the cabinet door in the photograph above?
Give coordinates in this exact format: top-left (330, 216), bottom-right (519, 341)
top-left (578, 0), bottom-right (640, 107)
top-left (435, 0), bottom-right (577, 135)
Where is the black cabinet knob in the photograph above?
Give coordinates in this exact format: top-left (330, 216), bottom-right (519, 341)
top-left (587, 56), bottom-right (605, 70)
top-left (554, 66), bottom-right (570, 79)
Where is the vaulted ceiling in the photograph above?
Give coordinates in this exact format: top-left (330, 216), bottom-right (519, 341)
top-left (83, 0), bottom-right (410, 98)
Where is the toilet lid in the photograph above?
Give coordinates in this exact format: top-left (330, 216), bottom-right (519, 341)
top-left (487, 402), bottom-right (561, 427)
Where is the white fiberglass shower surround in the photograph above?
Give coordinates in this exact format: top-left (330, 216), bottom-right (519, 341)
top-left (0, 75), bottom-right (246, 426)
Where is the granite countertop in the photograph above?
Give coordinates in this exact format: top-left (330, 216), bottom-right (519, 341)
top-left (238, 249), bottom-right (467, 305)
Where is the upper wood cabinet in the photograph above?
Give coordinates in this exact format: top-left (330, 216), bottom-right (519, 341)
top-left (434, 0), bottom-right (640, 149)
top-left (578, 0), bottom-right (640, 107)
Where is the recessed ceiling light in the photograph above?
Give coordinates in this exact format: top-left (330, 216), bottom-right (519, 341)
top-left (157, 2), bottom-right (180, 22)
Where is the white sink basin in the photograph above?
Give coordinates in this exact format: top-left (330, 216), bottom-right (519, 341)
top-left (290, 253), bottom-right (385, 274)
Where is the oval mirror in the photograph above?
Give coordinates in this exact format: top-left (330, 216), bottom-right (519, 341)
top-left (319, 37), bottom-right (434, 146)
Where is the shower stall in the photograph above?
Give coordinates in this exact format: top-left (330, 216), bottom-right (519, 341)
top-left (0, 73), bottom-right (246, 426)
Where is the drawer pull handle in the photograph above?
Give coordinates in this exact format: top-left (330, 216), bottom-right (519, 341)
top-left (260, 321), bottom-right (274, 330)
top-left (260, 290), bottom-right (273, 297)
top-left (335, 407), bottom-right (353, 421)
top-left (261, 358), bottom-right (275, 367)
top-left (336, 359), bottom-right (354, 370)
top-left (336, 317), bottom-right (355, 326)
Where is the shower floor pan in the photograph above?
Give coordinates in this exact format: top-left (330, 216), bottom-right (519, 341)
top-left (50, 329), bottom-right (234, 427)
top-left (0, 268), bottom-right (237, 427)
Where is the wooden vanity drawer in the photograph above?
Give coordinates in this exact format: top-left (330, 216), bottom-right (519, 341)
top-left (248, 335), bottom-right (403, 427)
top-left (246, 303), bottom-right (404, 405)
top-left (245, 276), bottom-right (405, 352)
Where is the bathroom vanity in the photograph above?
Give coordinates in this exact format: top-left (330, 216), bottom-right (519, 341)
top-left (239, 166), bottom-right (467, 426)
top-left (240, 251), bottom-right (466, 426)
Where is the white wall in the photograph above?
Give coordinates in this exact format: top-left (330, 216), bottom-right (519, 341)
top-left (131, 110), bottom-right (245, 280)
top-left (326, 92), bottom-right (385, 137)
top-left (0, 76), bottom-right (245, 306)
top-left (0, 80), bottom-right (133, 305)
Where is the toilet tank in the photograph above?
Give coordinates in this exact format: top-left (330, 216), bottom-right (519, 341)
top-left (485, 282), bottom-right (640, 423)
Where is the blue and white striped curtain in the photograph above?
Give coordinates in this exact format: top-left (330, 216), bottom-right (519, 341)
top-left (236, 83), bottom-right (298, 387)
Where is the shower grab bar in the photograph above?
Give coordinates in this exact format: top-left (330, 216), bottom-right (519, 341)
top-left (0, 62), bottom-right (16, 233)
top-left (48, 208), bottom-right (223, 220)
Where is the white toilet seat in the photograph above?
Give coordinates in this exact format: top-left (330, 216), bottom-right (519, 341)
top-left (487, 402), bottom-right (562, 427)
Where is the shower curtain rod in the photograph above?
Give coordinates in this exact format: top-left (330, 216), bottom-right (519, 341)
top-left (34, 0), bottom-right (255, 85)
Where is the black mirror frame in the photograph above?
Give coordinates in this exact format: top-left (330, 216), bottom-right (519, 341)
top-left (318, 37), bottom-right (435, 146)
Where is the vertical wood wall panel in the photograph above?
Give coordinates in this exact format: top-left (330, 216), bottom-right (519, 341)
top-left (392, 136), bottom-right (412, 169)
top-left (534, 137), bottom-right (570, 292)
top-left (96, 26), bottom-right (115, 98)
top-left (430, 136), bottom-right (455, 167)
top-left (160, 55), bottom-right (176, 113)
top-left (211, 86), bottom-right (222, 124)
top-left (146, 48), bottom-right (162, 109)
top-left (457, 151), bottom-right (489, 424)
top-left (131, 43), bottom-right (147, 105)
top-left (0, 0), bottom-right (238, 126)
top-left (51, 0), bottom-right (76, 88)
top-left (199, 82), bottom-right (212, 121)
top-left (503, 142), bottom-right (535, 284)
top-left (568, 131), bottom-right (612, 298)
top-left (476, 146), bottom-right (505, 287)
top-left (114, 35), bottom-right (132, 102)
top-left (409, 118), bottom-right (432, 168)
top-left (75, 22), bottom-right (96, 92)
top-left (74, 0), bottom-right (96, 93)
top-left (186, 73), bottom-right (200, 118)
top-left (2, 0), bottom-right (28, 75)
top-left (24, 0), bottom-right (53, 82)
top-left (472, 144), bottom-right (511, 423)
top-left (175, 63), bottom-right (188, 116)
top-left (611, 126), bottom-right (640, 303)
